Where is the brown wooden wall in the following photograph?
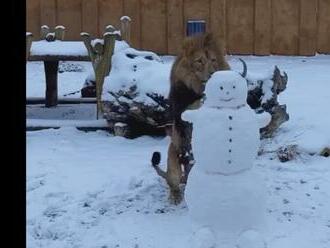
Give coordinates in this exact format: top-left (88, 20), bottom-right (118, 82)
top-left (26, 0), bottom-right (330, 55)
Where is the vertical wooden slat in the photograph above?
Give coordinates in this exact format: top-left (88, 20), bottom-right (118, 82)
top-left (272, 0), bottom-right (300, 55)
top-left (299, 0), bottom-right (317, 56)
top-left (82, 0), bottom-right (98, 37)
top-left (226, 0), bottom-right (254, 55)
top-left (26, 0), bottom-right (41, 40)
top-left (210, 0), bottom-right (226, 53)
top-left (57, 0), bottom-right (82, 40)
top-left (317, 0), bottom-right (330, 54)
top-left (40, 0), bottom-right (57, 29)
top-left (99, 0), bottom-right (123, 34)
top-left (184, 0), bottom-right (210, 34)
top-left (167, 0), bottom-right (184, 55)
top-left (123, 0), bottom-right (141, 49)
top-left (140, 0), bottom-right (167, 54)
top-left (40, 0), bottom-right (56, 28)
top-left (254, 0), bottom-right (271, 55)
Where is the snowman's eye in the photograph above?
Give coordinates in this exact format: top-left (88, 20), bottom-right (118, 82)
top-left (220, 86), bottom-right (223, 90)
top-left (233, 86), bottom-right (236, 89)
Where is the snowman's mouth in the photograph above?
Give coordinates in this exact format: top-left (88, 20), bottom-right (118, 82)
top-left (220, 98), bottom-right (234, 102)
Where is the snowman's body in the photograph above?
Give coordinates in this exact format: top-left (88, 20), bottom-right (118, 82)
top-left (183, 71), bottom-right (268, 248)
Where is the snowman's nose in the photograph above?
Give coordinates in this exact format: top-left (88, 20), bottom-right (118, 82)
top-left (226, 91), bottom-right (230, 95)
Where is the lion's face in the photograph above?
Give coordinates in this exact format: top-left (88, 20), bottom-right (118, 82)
top-left (189, 49), bottom-right (218, 84)
top-left (171, 33), bottom-right (229, 96)
top-left (190, 50), bottom-right (211, 83)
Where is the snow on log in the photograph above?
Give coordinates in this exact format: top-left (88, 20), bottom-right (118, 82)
top-left (120, 16), bottom-right (132, 21)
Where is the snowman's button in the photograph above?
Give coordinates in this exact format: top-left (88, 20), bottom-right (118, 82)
top-left (229, 116), bottom-right (233, 120)
top-left (228, 160), bottom-right (232, 164)
top-left (229, 149), bottom-right (232, 153)
top-left (229, 127), bottom-right (232, 131)
top-left (229, 138), bottom-right (232, 142)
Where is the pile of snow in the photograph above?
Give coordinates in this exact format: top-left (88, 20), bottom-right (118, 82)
top-left (101, 47), bottom-right (172, 105)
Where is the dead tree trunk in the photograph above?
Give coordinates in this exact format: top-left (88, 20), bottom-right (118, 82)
top-left (81, 32), bottom-right (116, 119)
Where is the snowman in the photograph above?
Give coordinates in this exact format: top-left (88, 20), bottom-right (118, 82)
top-left (183, 62), bottom-right (270, 248)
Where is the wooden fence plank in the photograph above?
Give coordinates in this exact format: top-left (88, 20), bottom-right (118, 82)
top-left (82, 0), bottom-right (98, 37)
top-left (123, 0), bottom-right (141, 49)
top-left (26, 0), bottom-right (40, 40)
top-left (57, 0), bottom-right (82, 40)
top-left (226, 0), bottom-right (254, 54)
top-left (99, 0), bottom-right (123, 34)
top-left (167, 0), bottom-right (184, 55)
top-left (40, 0), bottom-right (57, 29)
top-left (184, 0), bottom-right (210, 34)
top-left (317, 0), bottom-right (330, 54)
top-left (254, 0), bottom-right (271, 55)
top-left (210, 0), bottom-right (226, 53)
top-left (299, 0), bottom-right (317, 56)
top-left (140, 0), bottom-right (167, 54)
top-left (272, 0), bottom-right (300, 55)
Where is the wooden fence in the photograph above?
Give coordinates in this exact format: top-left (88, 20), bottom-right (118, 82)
top-left (27, 0), bottom-right (330, 55)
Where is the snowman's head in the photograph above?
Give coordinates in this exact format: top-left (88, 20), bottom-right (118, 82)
top-left (204, 64), bottom-right (248, 108)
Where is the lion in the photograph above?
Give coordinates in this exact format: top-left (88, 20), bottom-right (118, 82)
top-left (151, 33), bottom-right (230, 204)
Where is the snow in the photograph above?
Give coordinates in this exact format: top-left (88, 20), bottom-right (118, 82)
top-left (27, 119), bottom-right (108, 128)
top-left (120, 16), bottom-right (131, 21)
top-left (30, 40), bottom-right (129, 57)
top-left (30, 41), bottom-right (89, 56)
top-left (91, 39), bottom-right (104, 48)
top-left (55, 25), bottom-right (65, 30)
top-left (102, 47), bottom-right (171, 105)
top-left (27, 54), bottom-right (330, 248)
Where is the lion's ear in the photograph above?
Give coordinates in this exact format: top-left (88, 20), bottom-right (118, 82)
top-left (203, 32), bottom-right (214, 48)
top-left (182, 37), bottom-right (196, 57)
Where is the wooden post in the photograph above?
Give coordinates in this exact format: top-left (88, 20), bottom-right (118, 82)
top-left (55, 25), bottom-right (66, 40)
top-left (105, 25), bottom-right (121, 40)
top-left (120, 16), bottom-right (131, 44)
top-left (40, 25), bottom-right (66, 107)
top-left (81, 32), bottom-right (116, 119)
top-left (26, 32), bottom-right (33, 61)
top-left (44, 61), bottom-right (59, 107)
top-left (40, 25), bottom-right (50, 40)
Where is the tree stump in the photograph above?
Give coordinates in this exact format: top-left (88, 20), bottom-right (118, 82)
top-left (247, 66), bottom-right (289, 138)
top-left (120, 16), bottom-right (131, 44)
top-left (81, 31), bottom-right (116, 119)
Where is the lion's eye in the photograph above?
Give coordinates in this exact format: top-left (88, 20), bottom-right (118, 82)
top-left (220, 86), bottom-right (223, 90)
top-left (194, 58), bottom-right (203, 64)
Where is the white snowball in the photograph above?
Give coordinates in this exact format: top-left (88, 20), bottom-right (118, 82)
top-left (204, 71), bottom-right (248, 108)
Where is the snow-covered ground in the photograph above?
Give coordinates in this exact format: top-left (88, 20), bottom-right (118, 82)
top-left (27, 55), bottom-right (330, 248)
